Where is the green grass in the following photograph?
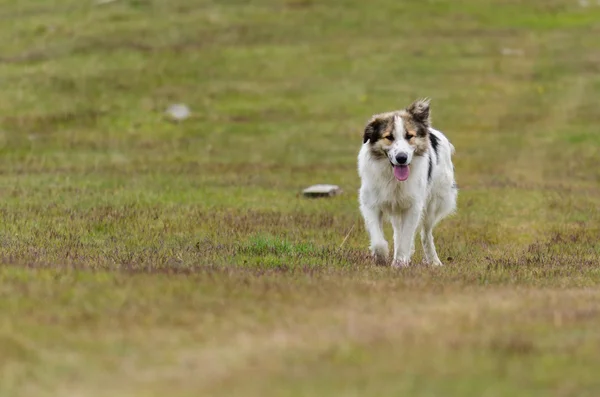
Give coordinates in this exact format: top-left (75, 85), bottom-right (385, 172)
top-left (1, 0), bottom-right (600, 395)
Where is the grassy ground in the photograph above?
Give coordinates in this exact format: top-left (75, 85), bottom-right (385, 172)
top-left (1, 0), bottom-right (600, 395)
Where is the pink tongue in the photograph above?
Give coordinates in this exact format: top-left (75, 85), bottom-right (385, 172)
top-left (393, 165), bottom-right (410, 181)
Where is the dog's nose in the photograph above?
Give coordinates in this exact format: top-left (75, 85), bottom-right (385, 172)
top-left (395, 152), bottom-right (408, 165)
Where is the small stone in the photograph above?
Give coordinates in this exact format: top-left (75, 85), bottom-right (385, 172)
top-left (302, 184), bottom-right (342, 198)
top-left (501, 48), bottom-right (524, 56)
top-left (166, 104), bottom-right (190, 121)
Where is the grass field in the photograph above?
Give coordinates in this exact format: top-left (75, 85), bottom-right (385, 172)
top-left (1, 0), bottom-right (600, 395)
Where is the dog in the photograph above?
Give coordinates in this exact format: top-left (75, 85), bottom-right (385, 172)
top-left (357, 99), bottom-right (457, 268)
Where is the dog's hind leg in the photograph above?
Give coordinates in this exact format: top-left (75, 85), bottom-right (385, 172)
top-left (420, 213), bottom-right (442, 266)
top-left (360, 204), bottom-right (388, 265)
top-left (421, 195), bottom-right (455, 266)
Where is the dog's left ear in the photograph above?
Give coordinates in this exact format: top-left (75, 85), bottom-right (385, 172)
top-left (407, 98), bottom-right (431, 127)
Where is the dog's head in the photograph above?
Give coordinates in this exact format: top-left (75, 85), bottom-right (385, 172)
top-left (362, 98), bottom-right (431, 181)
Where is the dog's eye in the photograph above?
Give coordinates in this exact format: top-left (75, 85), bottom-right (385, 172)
top-left (386, 135), bottom-right (395, 141)
top-left (405, 133), bottom-right (413, 140)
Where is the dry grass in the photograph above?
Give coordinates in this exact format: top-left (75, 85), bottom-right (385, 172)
top-left (1, 0), bottom-right (600, 396)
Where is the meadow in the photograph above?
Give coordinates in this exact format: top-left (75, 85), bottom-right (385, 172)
top-left (1, 0), bottom-right (600, 396)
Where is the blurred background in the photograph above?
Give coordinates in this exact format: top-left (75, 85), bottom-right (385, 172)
top-left (1, 1), bottom-right (599, 396)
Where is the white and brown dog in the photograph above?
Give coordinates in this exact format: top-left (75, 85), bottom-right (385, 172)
top-left (357, 99), bottom-right (457, 268)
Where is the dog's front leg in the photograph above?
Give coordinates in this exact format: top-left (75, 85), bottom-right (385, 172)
top-left (391, 207), bottom-right (422, 268)
top-left (360, 204), bottom-right (388, 265)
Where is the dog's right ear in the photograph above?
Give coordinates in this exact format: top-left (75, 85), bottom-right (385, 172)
top-left (363, 118), bottom-right (383, 144)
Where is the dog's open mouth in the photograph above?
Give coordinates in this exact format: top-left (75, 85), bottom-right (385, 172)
top-left (393, 165), bottom-right (410, 181)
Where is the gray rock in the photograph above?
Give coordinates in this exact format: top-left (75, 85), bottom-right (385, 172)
top-left (302, 184), bottom-right (342, 198)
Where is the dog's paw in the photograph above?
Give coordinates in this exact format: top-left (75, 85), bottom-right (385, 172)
top-left (370, 242), bottom-right (389, 266)
top-left (391, 259), bottom-right (410, 269)
top-left (426, 258), bottom-right (443, 267)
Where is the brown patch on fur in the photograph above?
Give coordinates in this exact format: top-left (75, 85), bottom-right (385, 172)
top-left (363, 112), bottom-right (396, 144)
top-left (363, 112), bottom-right (399, 158)
top-left (408, 137), bottom-right (429, 155)
top-left (381, 133), bottom-right (395, 144)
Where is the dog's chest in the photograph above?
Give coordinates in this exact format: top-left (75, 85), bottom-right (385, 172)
top-left (378, 180), bottom-right (419, 211)
top-left (365, 171), bottom-right (423, 212)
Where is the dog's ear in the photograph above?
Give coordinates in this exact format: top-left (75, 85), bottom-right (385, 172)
top-left (363, 118), bottom-right (383, 144)
top-left (407, 98), bottom-right (431, 126)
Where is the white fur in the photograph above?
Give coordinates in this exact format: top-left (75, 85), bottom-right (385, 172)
top-left (358, 127), bottom-right (457, 267)
top-left (388, 116), bottom-right (415, 166)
